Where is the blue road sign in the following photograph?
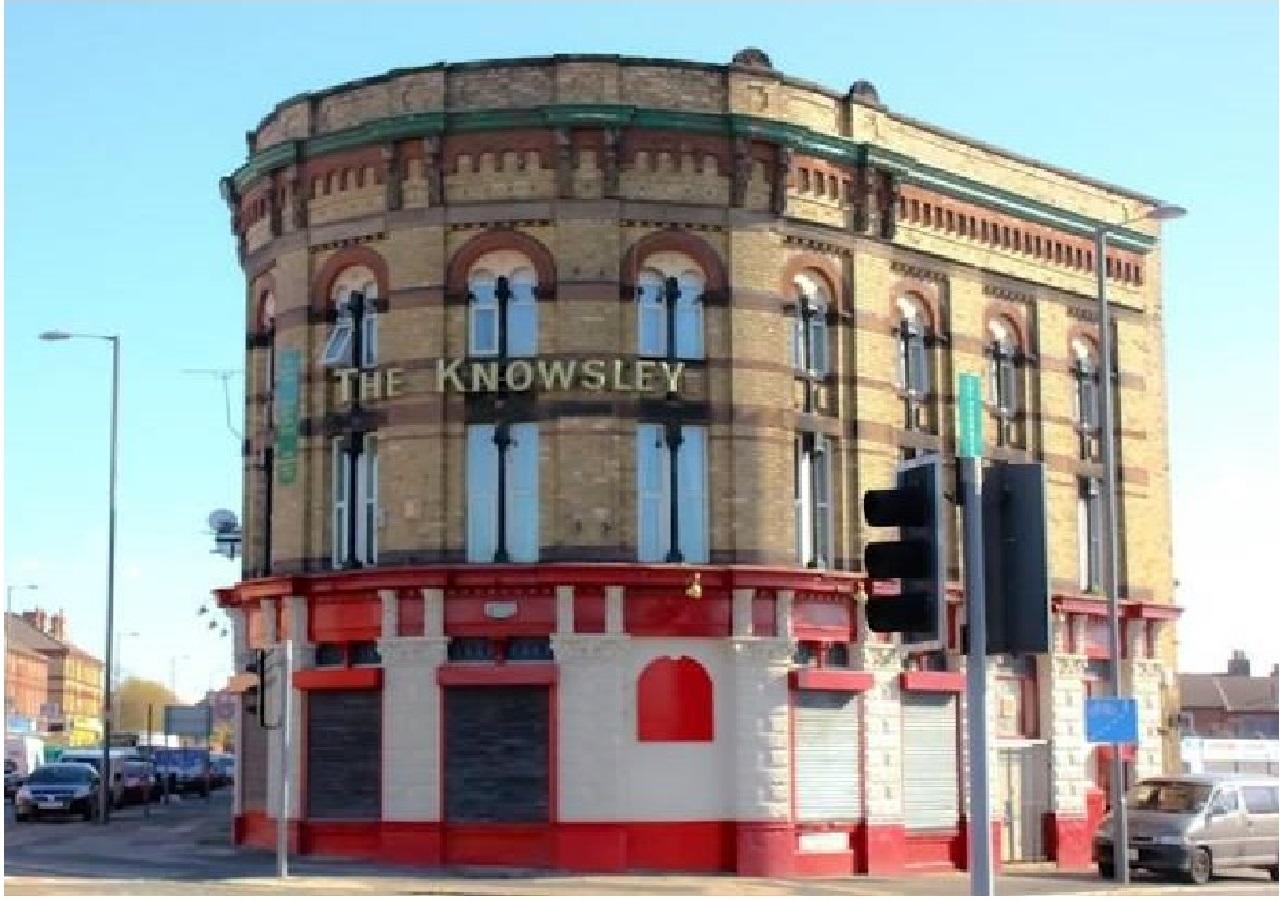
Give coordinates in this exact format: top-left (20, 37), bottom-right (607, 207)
top-left (1085, 697), bottom-right (1138, 743)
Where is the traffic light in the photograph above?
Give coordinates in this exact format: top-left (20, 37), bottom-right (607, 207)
top-left (243, 649), bottom-right (267, 728)
top-left (982, 462), bottom-right (1050, 654)
top-left (863, 455), bottom-right (947, 647)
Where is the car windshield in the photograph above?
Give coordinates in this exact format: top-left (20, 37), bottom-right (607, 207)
top-left (1128, 781), bottom-right (1212, 813)
top-left (28, 766), bottom-right (92, 785)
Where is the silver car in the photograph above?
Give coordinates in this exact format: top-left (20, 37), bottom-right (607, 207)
top-left (1094, 774), bottom-right (1280, 884)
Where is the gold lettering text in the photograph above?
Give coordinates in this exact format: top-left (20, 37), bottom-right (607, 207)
top-left (659, 361), bottom-right (685, 393)
top-left (437, 359), bottom-right (467, 392)
top-left (471, 362), bottom-right (499, 393)
top-left (384, 367), bottom-right (406, 398)
top-left (581, 359), bottom-right (607, 390)
top-left (333, 367), bottom-right (359, 403)
top-left (537, 359), bottom-right (576, 390)
top-left (506, 359), bottom-right (533, 391)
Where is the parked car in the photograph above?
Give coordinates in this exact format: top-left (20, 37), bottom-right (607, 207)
top-left (210, 754), bottom-right (234, 789)
top-left (5, 759), bottom-right (26, 800)
top-left (151, 748), bottom-right (210, 797)
top-left (119, 759), bottom-right (158, 804)
top-left (1094, 774), bottom-right (1280, 884)
top-left (13, 763), bottom-right (101, 822)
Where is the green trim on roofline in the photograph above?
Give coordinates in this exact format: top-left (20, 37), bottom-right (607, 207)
top-left (228, 105), bottom-right (1157, 252)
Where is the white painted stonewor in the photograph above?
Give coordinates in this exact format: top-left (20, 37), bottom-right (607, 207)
top-left (621, 638), bottom-right (733, 820)
top-left (1124, 657), bottom-right (1166, 782)
top-left (850, 641), bottom-right (905, 826)
top-left (228, 606), bottom-right (248, 817)
top-left (1044, 652), bottom-right (1089, 817)
top-left (551, 633), bottom-right (628, 821)
top-left (729, 638), bottom-right (793, 822)
top-left (379, 636), bottom-right (449, 820)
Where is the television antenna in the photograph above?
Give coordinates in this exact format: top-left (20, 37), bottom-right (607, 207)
top-left (182, 368), bottom-right (242, 440)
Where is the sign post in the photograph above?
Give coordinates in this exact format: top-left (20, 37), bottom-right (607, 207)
top-left (277, 639), bottom-right (292, 879)
top-left (958, 373), bottom-right (994, 896)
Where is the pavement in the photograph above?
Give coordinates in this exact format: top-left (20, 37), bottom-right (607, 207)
top-left (4, 792), bottom-right (1277, 895)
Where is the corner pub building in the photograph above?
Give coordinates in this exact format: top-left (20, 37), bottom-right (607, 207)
top-left (215, 49), bottom-right (1181, 877)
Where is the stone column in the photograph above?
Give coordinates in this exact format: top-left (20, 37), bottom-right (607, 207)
top-left (729, 635), bottom-right (794, 876)
top-left (1044, 651), bottom-right (1091, 867)
top-left (851, 591), bottom-right (907, 874)
top-left (1122, 627), bottom-right (1165, 782)
top-left (550, 631), bottom-right (629, 871)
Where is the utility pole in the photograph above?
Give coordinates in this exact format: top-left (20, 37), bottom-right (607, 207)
top-left (277, 639), bottom-right (292, 879)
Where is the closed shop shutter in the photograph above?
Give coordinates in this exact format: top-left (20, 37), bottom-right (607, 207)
top-left (239, 700), bottom-right (267, 811)
top-left (444, 686), bottom-right (549, 823)
top-left (306, 689), bottom-right (381, 819)
top-left (902, 692), bottom-right (959, 829)
top-left (794, 690), bottom-right (862, 822)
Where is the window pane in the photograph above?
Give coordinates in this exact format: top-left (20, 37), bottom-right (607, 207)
top-left (349, 641), bottom-right (381, 666)
top-left (466, 425), bottom-right (499, 562)
top-left (674, 272), bottom-right (704, 360)
top-left (677, 426), bottom-right (708, 562)
top-left (506, 423), bottom-right (540, 563)
top-left (636, 424), bottom-right (668, 562)
top-left (808, 314), bottom-right (828, 376)
top-left (795, 437), bottom-right (812, 565)
top-left (361, 310), bottom-right (378, 367)
top-left (812, 440), bottom-right (831, 567)
top-left (331, 440), bottom-right (349, 568)
top-left (320, 319), bottom-right (354, 367)
top-left (507, 272), bottom-right (538, 357)
top-left (359, 438), bottom-right (378, 565)
top-left (471, 308), bottom-right (498, 356)
top-left (637, 272), bottom-right (666, 356)
top-left (314, 643), bottom-right (344, 667)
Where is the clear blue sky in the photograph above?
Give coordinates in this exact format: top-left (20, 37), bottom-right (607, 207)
top-left (4, 2), bottom-right (1277, 700)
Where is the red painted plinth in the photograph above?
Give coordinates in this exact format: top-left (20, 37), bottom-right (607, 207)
top-left (554, 824), bottom-right (628, 872)
top-left (861, 823), bottom-right (907, 874)
top-left (1045, 813), bottom-right (1093, 869)
top-left (735, 822), bottom-right (794, 877)
top-left (379, 822), bottom-right (443, 867)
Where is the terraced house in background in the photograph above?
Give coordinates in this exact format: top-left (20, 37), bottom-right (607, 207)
top-left (215, 49), bottom-right (1180, 877)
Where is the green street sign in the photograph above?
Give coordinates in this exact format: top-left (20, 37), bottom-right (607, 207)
top-left (275, 348), bottom-right (301, 485)
top-left (957, 373), bottom-right (983, 459)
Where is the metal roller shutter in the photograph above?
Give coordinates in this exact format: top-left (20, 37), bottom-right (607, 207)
top-left (444, 686), bottom-right (549, 823)
top-left (902, 692), bottom-right (959, 829)
top-left (239, 700), bottom-right (267, 811)
top-left (306, 689), bottom-right (381, 819)
top-left (794, 690), bottom-right (863, 822)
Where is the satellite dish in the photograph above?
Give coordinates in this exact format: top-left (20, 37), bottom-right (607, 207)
top-left (207, 509), bottom-right (239, 534)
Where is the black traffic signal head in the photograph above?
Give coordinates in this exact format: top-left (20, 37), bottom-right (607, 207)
top-left (242, 649), bottom-right (266, 727)
top-left (982, 462), bottom-right (1050, 655)
top-left (862, 455), bottom-right (947, 648)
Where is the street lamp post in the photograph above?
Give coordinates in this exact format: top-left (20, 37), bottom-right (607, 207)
top-left (39, 330), bottom-right (120, 824)
top-left (6, 584), bottom-right (39, 615)
top-left (1092, 205), bottom-right (1183, 884)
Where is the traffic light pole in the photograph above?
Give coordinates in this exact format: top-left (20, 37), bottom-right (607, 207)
top-left (277, 638), bottom-right (292, 879)
top-left (961, 455), bottom-right (994, 896)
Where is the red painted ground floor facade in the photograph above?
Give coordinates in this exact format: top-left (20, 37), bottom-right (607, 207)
top-left (217, 564), bottom-right (1177, 876)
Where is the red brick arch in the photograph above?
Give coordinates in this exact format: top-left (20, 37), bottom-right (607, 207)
top-left (888, 276), bottom-right (941, 332)
top-left (310, 245), bottom-right (390, 311)
top-left (621, 229), bottom-right (727, 293)
top-left (781, 252), bottom-right (843, 309)
top-left (445, 229), bottom-right (557, 299)
top-left (982, 300), bottom-right (1029, 350)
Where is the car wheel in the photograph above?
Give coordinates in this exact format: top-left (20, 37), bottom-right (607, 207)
top-left (81, 803), bottom-right (94, 822)
top-left (1267, 864), bottom-right (1278, 882)
top-left (14, 812), bottom-right (29, 823)
top-left (1098, 861), bottom-right (1115, 879)
top-left (1184, 848), bottom-right (1211, 885)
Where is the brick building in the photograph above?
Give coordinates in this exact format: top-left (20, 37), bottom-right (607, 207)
top-left (5, 610), bottom-right (104, 746)
top-left (216, 50), bottom-right (1180, 876)
top-left (1180, 652), bottom-right (1279, 740)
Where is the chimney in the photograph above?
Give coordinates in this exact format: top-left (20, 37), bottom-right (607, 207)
top-left (1227, 649), bottom-right (1251, 677)
top-left (21, 608), bottom-right (40, 629)
top-left (36, 609), bottom-right (49, 634)
top-left (49, 610), bottom-right (66, 642)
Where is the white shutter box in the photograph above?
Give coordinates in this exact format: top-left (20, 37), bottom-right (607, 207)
top-left (794, 690), bottom-right (863, 822)
top-left (902, 692), bottom-right (960, 829)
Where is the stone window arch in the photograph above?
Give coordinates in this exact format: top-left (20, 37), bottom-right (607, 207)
top-left (467, 249), bottom-right (538, 358)
top-left (635, 250), bottom-right (705, 360)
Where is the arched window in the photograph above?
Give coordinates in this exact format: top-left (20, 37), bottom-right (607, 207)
top-left (260, 292), bottom-right (277, 423)
top-left (896, 296), bottom-right (931, 398)
top-left (635, 251), bottom-right (704, 360)
top-left (321, 267), bottom-right (378, 368)
top-left (636, 656), bottom-right (713, 741)
top-left (1072, 337), bottom-right (1100, 460)
top-left (791, 271), bottom-right (830, 377)
top-left (988, 318), bottom-right (1021, 447)
top-left (468, 250), bottom-right (538, 358)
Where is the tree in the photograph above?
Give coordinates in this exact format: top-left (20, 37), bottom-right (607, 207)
top-left (114, 677), bottom-right (179, 733)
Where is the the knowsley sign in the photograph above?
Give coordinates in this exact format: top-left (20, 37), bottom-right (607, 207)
top-left (331, 357), bottom-right (686, 403)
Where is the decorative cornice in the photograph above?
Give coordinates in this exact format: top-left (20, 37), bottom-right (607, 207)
top-left (229, 105), bottom-right (1157, 253)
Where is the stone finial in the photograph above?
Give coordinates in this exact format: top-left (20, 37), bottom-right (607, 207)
top-left (849, 80), bottom-right (881, 105)
top-left (731, 48), bottom-right (774, 70)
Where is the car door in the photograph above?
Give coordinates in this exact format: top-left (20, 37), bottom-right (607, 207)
top-left (1203, 786), bottom-right (1245, 866)
top-left (1239, 784), bottom-right (1280, 865)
